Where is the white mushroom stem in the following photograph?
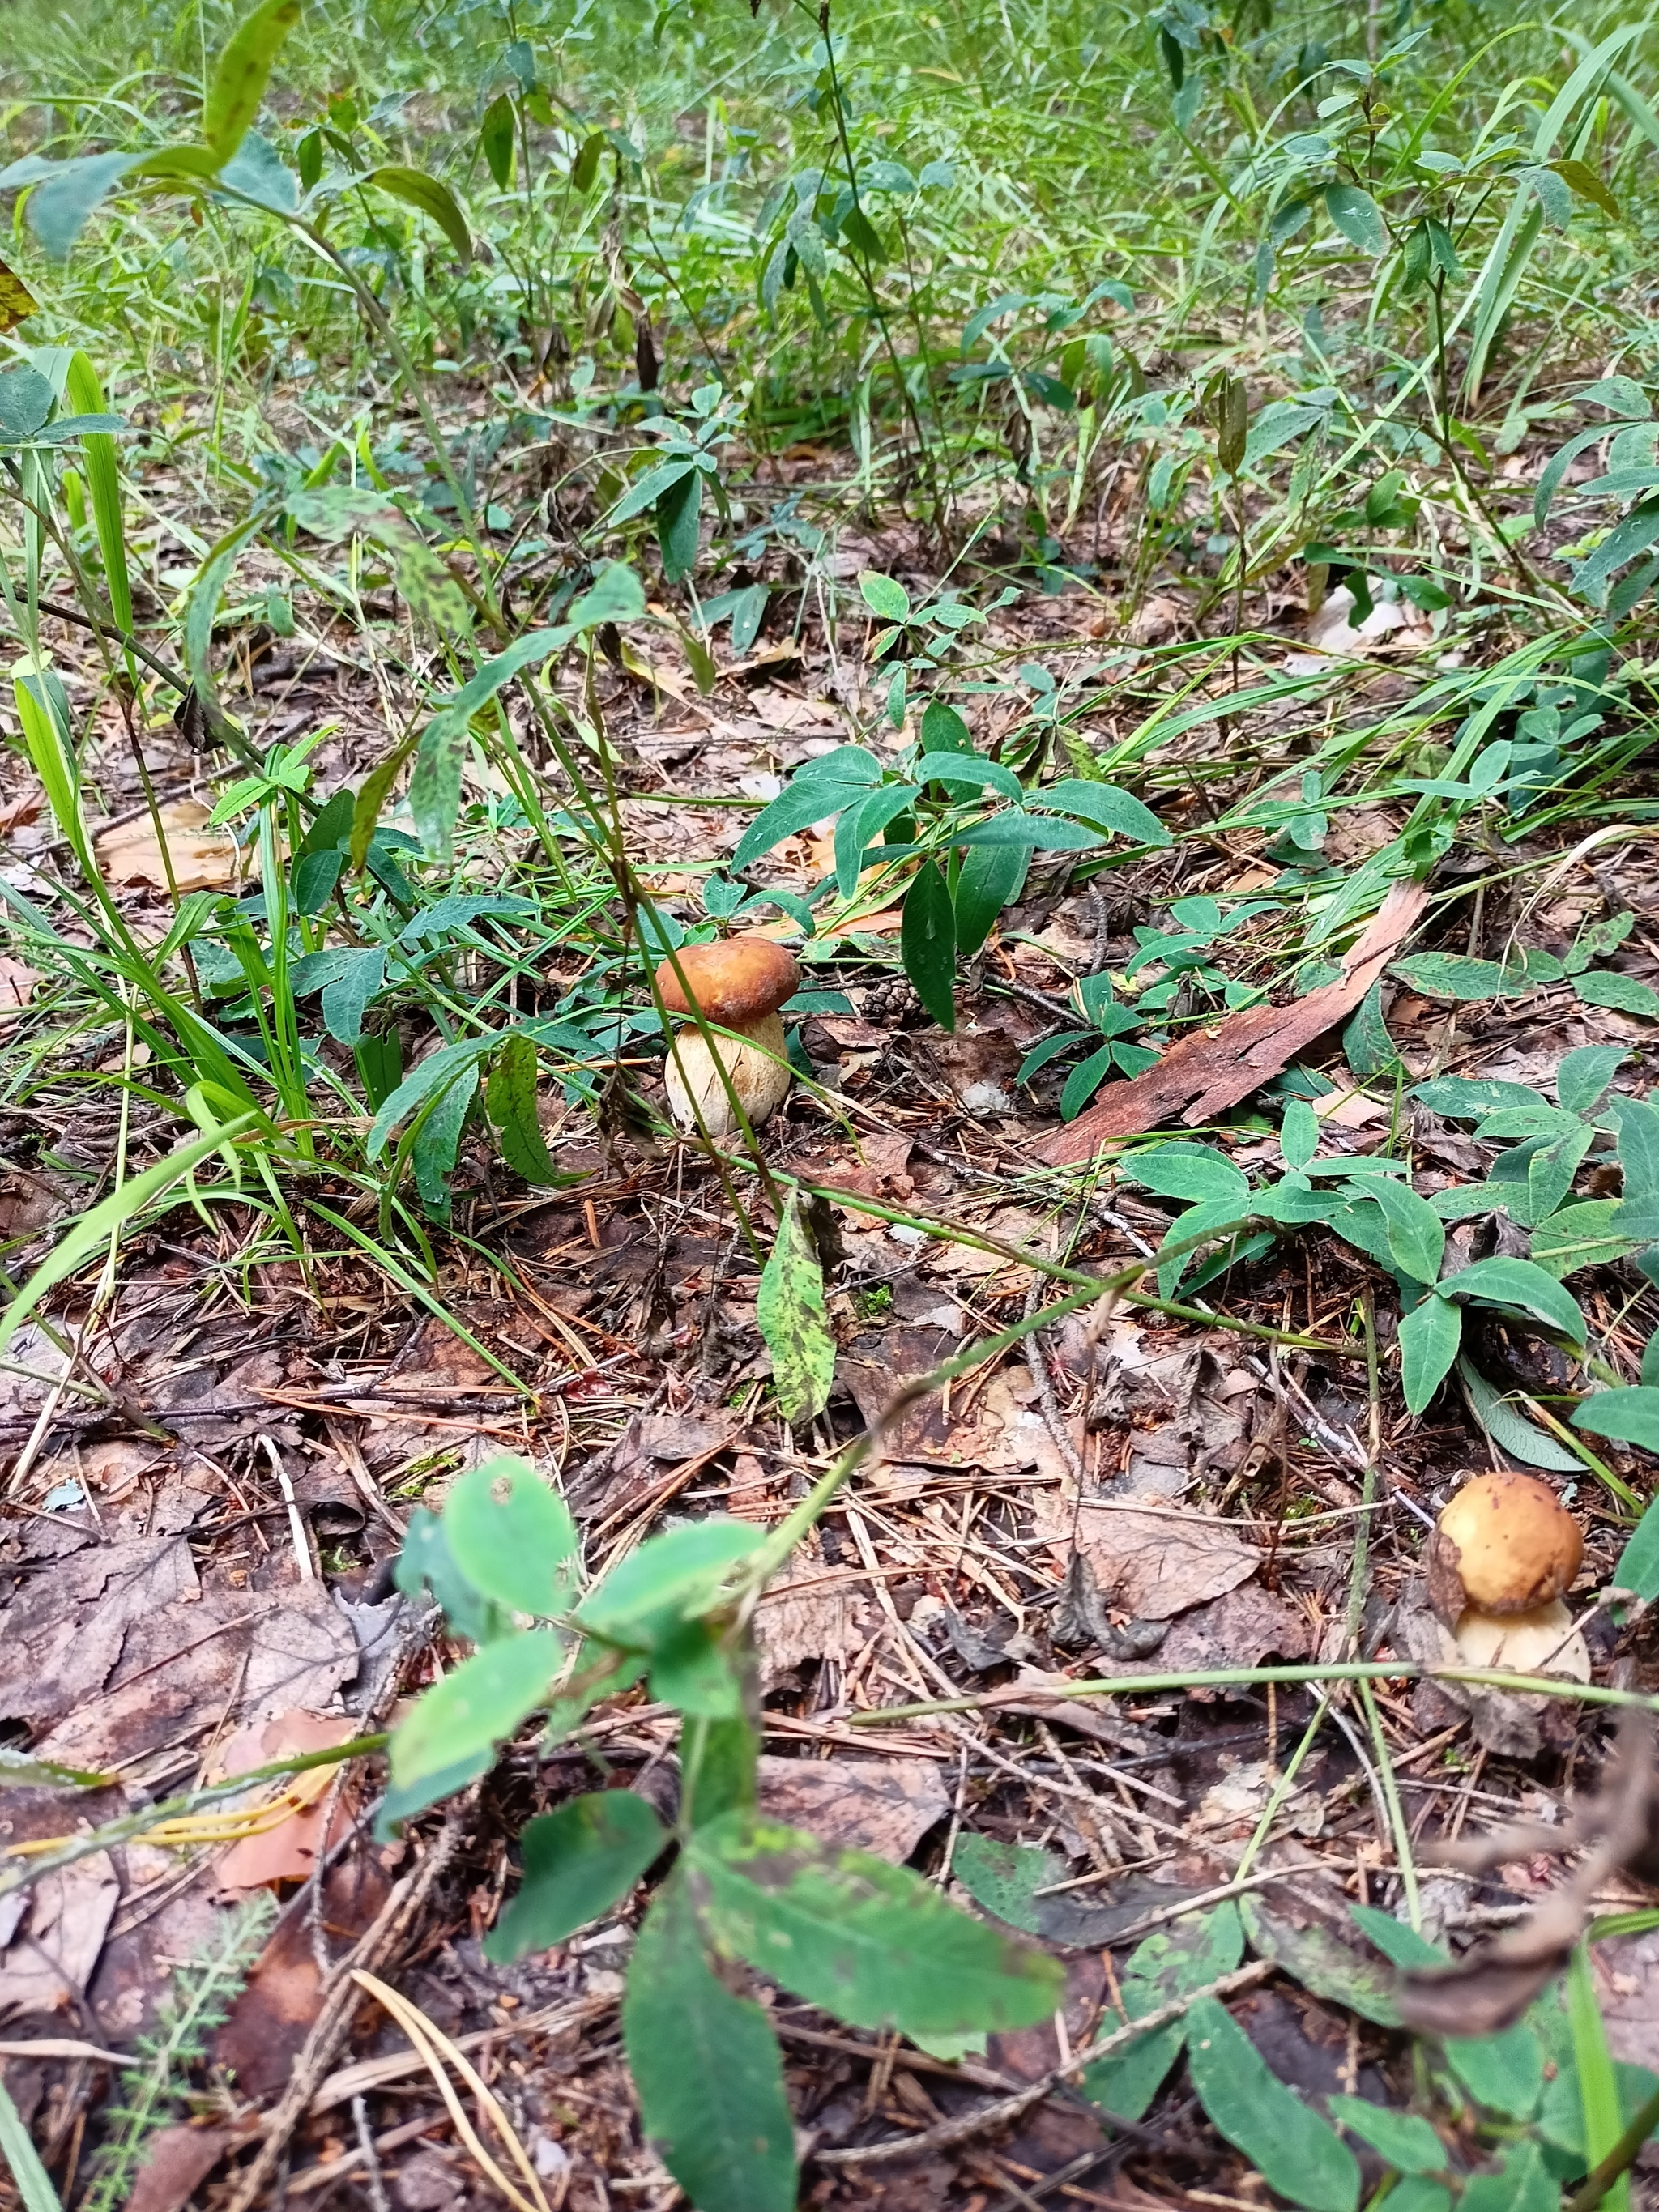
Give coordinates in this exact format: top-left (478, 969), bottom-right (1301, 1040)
top-left (1452, 1599), bottom-right (1590, 1682)
top-left (663, 1012), bottom-right (791, 1136)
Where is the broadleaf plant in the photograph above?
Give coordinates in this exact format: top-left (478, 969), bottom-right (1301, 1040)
top-left (386, 1453), bottom-right (1064, 2212)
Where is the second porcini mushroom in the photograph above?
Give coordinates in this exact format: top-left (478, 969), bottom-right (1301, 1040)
top-left (1428, 1471), bottom-right (1589, 1679)
top-left (655, 937), bottom-right (800, 1137)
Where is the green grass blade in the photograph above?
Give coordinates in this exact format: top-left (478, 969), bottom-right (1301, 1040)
top-left (0, 1118), bottom-right (257, 1357)
top-left (0, 2073), bottom-right (63, 2212)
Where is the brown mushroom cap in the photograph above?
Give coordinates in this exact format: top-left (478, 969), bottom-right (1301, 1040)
top-left (1432, 1472), bottom-right (1583, 1616)
top-left (655, 938), bottom-right (800, 1025)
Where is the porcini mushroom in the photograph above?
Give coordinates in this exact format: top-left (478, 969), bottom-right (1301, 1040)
top-left (655, 937), bottom-right (800, 1136)
top-left (1427, 1471), bottom-right (1589, 1679)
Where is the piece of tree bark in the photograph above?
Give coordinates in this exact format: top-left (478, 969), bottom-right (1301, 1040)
top-left (1032, 880), bottom-right (1427, 1165)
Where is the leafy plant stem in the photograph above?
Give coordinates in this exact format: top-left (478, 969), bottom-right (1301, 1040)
top-left (846, 1660), bottom-right (1659, 1728)
top-left (803, 0), bottom-right (943, 533)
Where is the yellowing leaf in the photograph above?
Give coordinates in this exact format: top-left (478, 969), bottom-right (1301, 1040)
top-left (0, 256), bottom-right (39, 335)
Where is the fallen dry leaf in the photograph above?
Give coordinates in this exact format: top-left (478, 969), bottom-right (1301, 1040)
top-left (94, 800), bottom-right (246, 893)
top-left (1035, 880), bottom-right (1427, 1163)
top-left (211, 1712), bottom-right (362, 1894)
top-left (838, 1328), bottom-right (1071, 1482)
top-left (0, 956), bottom-right (37, 1016)
top-left (1032, 1494), bottom-right (1259, 1621)
top-left (0, 1536), bottom-right (360, 1771)
top-left (126, 2123), bottom-right (250, 2212)
top-left (0, 1853), bottom-right (120, 2015)
top-left (753, 1540), bottom-right (872, 1686)
top-left (215, 1853), bottom-right (395, 2099)
top-left (756, 1755), bottom-right (949, 1860)
top-left (1156, 1579), bottom-right (1314, 1676)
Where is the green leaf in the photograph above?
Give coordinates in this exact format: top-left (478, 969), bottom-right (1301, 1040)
top-left (757, 1191), bottom-right (836, 1427)
top-left (953, 841), bottom-right (1029, 959)
top-left (1369, 1175), bottom-right (1445, 1285)
top-left (1060, 1045), bottom-right (1116, 1120)
top-left (731, 752), bottom-right (882, 872)
top-left (203, 0), bottom-right (301, 160)
top-left (1615, 1490), bottom-right (1659, 1599)
top-left (951, 1835), bottom-right (1192, 1949)
top-left (1445, 2026), bottom-right (1545, 2120)
top-left (1439, 1257), bottom-right (1586, 1345)
top-left (1281, 1100), bottom-right (1319, 1171)
top-left (682, 1715), bottom-right (759, 1830)
top-left (407, 709), bottom-right (468, 862)
top-left (1551, 157), bottom-right (1621, 220)
top-left (1576, 970), bottom-right (1659, 1019)
top-left (915, 751), bottom-right (1023, 800)
top-left (24, 151), bottom-right (143, 258)
top-left (486, 1792), bottom-right (666, 1962)
top-left (1460, 1359), bottom-right (1582, 1472)
top-left (411, 1061), bottom-right (476, 1207)
top-left (920, 698), bottom-right (973, 753)
top-left (1391, 954), bottom-right (1508, 1001)
top-left (859, 570), bottom-right (911, 621)
top-left (688, 1812), bottom-right (1064, 2038)
top-left (1343, 979), bottom-right (1402, 1077)
top-left (0, 1745), bottom-right (111, 1789)
top-left (955, 812), bottom-right (1103, 850)
top-left (1242, 1899), bottom-right (1404, 2027)
top-left (1042, 778), bottom-right (1171, 846)
top-left (397, 540), bottom-right (472, 640)
top-left (657, 467), bottom-right (703, 582)
top-left (1328, 2096), bottom-right (1447, 2176)
top-left (480, 92), bottom-right (515, 189)
top-left (650, 1618), bottom-right (744, 1717)
top-left (1614, 1097), bottom-right (1659, 1238)
top-left (1324, 182), bottom-right (1388, 257)
top-left (1128, 1142), bottom-right (1249, 1208)
top-left (394, 1506), bottom-right (505, 1643)
top-left (1527, 1124), bottom-right (1597, 1225)
top-left (1085, 1905), bottom-right (1244, 2126)
top-left (219, 127), bottom-right (297, 211)
top-left (1384, 2184), bottom-right (1452, 2212)
top-left (1399, 1294), bottom-right (1462, 1414)
top-left (1349, 1903), bottom-right (1446, 1971)
top-left (579, 1519), bottom-right (765, 1646)
top-left (902, 857), bottom-right (956, 1029)
top-left (572, 132), bottom-right (604, 193)
top-left (1558, 1045), bottom-right (1628, 1117)
top-left (1186, 1997), bottom-right (1360, 2212)
top-left (1575, 1385), bottom-right (1659, 1453)
top-left (389, 1630), bottom-right (562, 1790)
top-left (1414, 1076), bottom-right (1546, 1119)
top-left (369, 164), bottom-right (473, 262)
top-left (486, 1034), bottom-right (560, 1183)
top-left (374, 1746), bottom-right (494, 1841)
top-left (445, 1454), bottom-right (578, 1619)
top-left (1459, 2142), bottom-right (1556, 2212)
top-left (623, 1876), bottom-right (796, 2212)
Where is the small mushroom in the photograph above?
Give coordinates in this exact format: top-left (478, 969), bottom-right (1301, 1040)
top-left (1428, 1471), bottom-right (1584, 1622)
top-left (1428, 1470), bottom-right (1587, 1684)
top-left (655, 937), bottom-right (800, 1136)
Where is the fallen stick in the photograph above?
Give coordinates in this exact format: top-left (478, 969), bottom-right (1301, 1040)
top-left (1033, 880), bottom-right (1427, 1165)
